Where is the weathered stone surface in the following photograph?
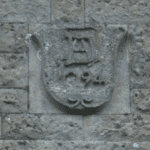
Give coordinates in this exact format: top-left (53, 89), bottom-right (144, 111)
top-left (131, 89), bottom-right (150, 114)
top-left (0, 89), bottom-right (27, 113)
top-left (130, 52), bottom-right (150, 89)
top-left (85, 0), bottom-right (129, 27)
top-left (0, 140), bottom-right (105, 150)
top-left (2, 114), bottom-right (83, 140)
top-left (0, 0), bottom-right (50, 23)
top-left (106, 142), bottom-right (132, 150)
top-left (129, 0), bottom-right (150, 24)
top-left (31, 141), bottom-right (105, 150)
top-left (0, 53), bottom-right (28, 87)
top-left (0, 23), bottom-right (28, 52)
top-left (29, 24), bottom-right (63, 113)
top-left (129, 23), bottom-right (150, 53)
top-left (51, 0), bottom-right (84, 28)
top-left (29, 24), bottom-right (130, 113)
top-left (0, 117), bottom-right (2, 139)
top-left (106, 142), bottom-right (150, 150)
top-left (84, 115), bottom-right (150, 142)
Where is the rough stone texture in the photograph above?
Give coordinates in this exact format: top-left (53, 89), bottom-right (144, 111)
top-left (0, 0), bottom-right (150, 148)
top-left (0, 53), bottom-right (28, 87)
top-left (85, 0), bottom-right (129, 27)
top-left (0, 89), bottom-right (28, 113)
top-left (131, 89), bottom-right (150, 114)
top-left (51, 0), bottom-right (84, 28)
top-left (129, 0), bottom-right (150, 25)
top-left (106, 142), bottom-right (150, 150)
top-left (0, 0), bottom-right (50, 23)
top-left (0, 23), bottom-right (28, 52)
top-left (84, 114), bottom-right (150, 142)
top-left (129, 23), bottom-right (150, 53)
top-left (29, 24), bottom-right (63, 113)
top-left (2, 114), bottom-right (83, 140)
top-left (106, 142), bottom-right (132, 150)
top-left (0, 141), bottom-right (105, 150)
top-left (130, 52), bottom-right (150, 89)
top-left (0, 117), bottom-right (2, 139)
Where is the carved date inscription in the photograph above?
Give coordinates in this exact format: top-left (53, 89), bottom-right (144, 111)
top-left (58, 70), bottom-right (105, 86)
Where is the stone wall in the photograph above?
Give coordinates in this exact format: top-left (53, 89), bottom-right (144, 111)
top-left (0, 0), bottom-right (150, 149)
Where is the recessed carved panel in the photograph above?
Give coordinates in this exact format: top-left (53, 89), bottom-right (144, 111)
top-left (31, 26), bottom-right (128, 111)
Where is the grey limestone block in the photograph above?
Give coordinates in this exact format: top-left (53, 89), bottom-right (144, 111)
top-left (129, 0), bottom-right (150, 25)
top-left (0, 89), bottom-right (28, 113)
top-left (129, 23), bottom-right (150, 53)
top-left (0, 140), bottom-right (105, 150)
top-left (106, 142), bottom-right (150, 150)
top-left (0, 53), bottom-right (28, 87)
top-left (0, 0), bottom-right (50, 23)
top-left (84, 114), bottom-right (150, 142)
top-left (0, 23), bottom-right (28, 52)
top-left (51, 0), bottom-right (84, 28)
top-left (131, 89), bottom-right (150, 115)
top-left (2, 114), bottom-right (83, 140)
top-left (85, 0), bottom-right (130, 27)
top-left (30, 141), bottom-right (105, 150)
top-left (130, 52), bottom-right (150, 89)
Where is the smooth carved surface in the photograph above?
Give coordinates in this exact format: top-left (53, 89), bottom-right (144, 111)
top-left (39, 27), bottom-right (127, 110)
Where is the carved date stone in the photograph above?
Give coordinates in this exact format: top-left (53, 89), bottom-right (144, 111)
top-left (30, 26), bottom-right (128, 111)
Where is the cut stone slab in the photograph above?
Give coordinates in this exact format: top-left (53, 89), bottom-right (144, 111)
top-left (0, 89), bottom-right (28, 113)
top-left (129, 0), bottom-right (150, 24)
top-left (131, 89), bottom-right (150, 115)
top-left (84, 114), bottom-right (150, 142)
top-left (0, 53), bottom-right (28, 87)
top-left (0, 140), bottom-right (105, 150)
top-left (129, 23), bottom-right (150, 53)
top-left (2, 114), bottom-right (83, 140)
top-left (0, 0), bottom-right (50, 23)
top-left (130, 52), bottom-right (150, 89)
top-left (85, 0), bottom-right (129, 27)
top-left (106, 142), bottom-right (150, 150)
top-left (0, 23), bottom-right (28, 52)
top-left (51, 0), bottom-right (84, 28)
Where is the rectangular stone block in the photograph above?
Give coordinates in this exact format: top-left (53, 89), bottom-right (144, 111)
top-left (2, 114), bottom-right (83, 140)
top-left (51, 0), bottom-right (84, 28)
top-left (31, 141), bottom-right (105, 150)
top-left (0, 89), bottom-right (28, 113)
top-left (0, 0), bottom-right (50, 23)
top-left (85, 0), bottom-right (129, 27)
top-left (0, 23), bottom-right (28, 52)
top-left (0, 140), bottom-right (105, 150)
top-left (130, 52), bottom-right (150, 89)
top-left (84, 114), bottom-right (150, 142)
top-left (0, 53), bottom-right (28, 87)
top-left (129, 0), bottom-right (150, 24)
top-left (106, 142), bottom-right (150, 150)
top-left (129, 23), bottom-right (150, 53)
top-left (131, 89), bottom-right (150, 115)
